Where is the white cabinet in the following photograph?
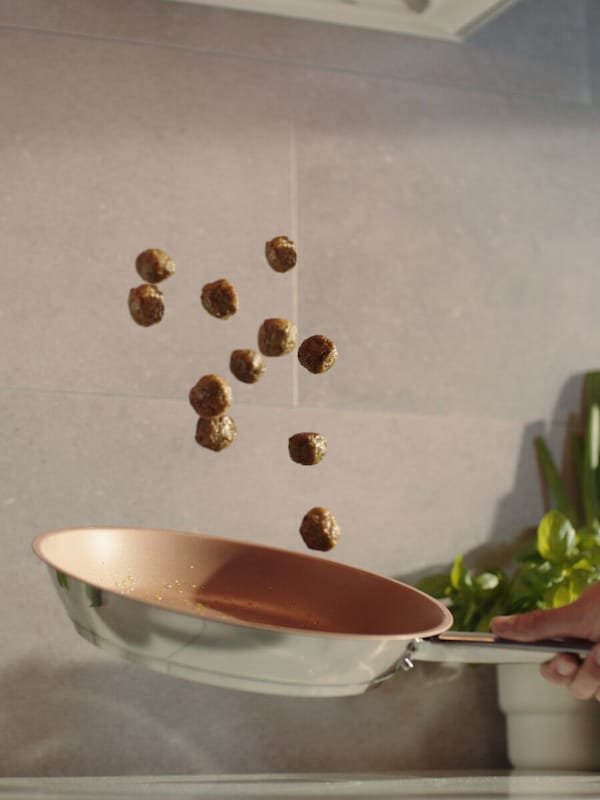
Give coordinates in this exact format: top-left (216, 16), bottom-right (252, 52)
top-left (167, 0), bottom-right (521, 42)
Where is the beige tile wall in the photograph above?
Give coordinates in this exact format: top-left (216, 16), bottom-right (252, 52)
top-left (1, 0), bottom-right (598, 777)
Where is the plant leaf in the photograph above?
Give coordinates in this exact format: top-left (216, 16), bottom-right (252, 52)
top-left (576, 524), bottom-right (600, 549)
top-left (450, 554), bottom-right (472, 592)
top-left (584, 371), bottom-right (600, 410)
top-left (537, 510), bottom-right (577, 563)
top-left (583, 404), bottom-right (600, 527)
top-left (473, 572), bottom-right (500, 594)
top-left (534, 437), bottom-right (578, 526)
top-left (416, 573), bottom-right (450, 598)
top-left (573, 432), bottom-right (584, 508)
top-left (551, 580), bottom-right (579, 608)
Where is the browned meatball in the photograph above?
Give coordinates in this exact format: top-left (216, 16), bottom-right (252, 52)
top-left (298, 335), bottom-right (338, 374)
top-left (265, 236), bottom-right (297, 273)
top-left (128, 284), bottom-right (165, 327)
top-left (135, 249), bottom-right (175, 283)
top-left (201, 279), bottom-right (239, 320)
top-left (299, 507), bottom-right (340, 552)
top-left (195, 415), bottom-right (236, 451)
top-left (230, 349), bottom-right (265, 384)
top-left (189, 374), bottom-right (232, 418)
top-left (288, 433), bottom-right (327, 466)
top-left (258, 318), bottom-right (297, 356)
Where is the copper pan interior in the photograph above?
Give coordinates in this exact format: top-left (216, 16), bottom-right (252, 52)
top-left (34, 527), bottom-right (452, 638)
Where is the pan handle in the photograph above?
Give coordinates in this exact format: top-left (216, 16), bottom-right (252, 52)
top-left (396, 631), bottom-right (595, 671)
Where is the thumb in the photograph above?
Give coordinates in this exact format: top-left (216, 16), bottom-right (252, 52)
top-left (491, 604), bottom-right (587, 642)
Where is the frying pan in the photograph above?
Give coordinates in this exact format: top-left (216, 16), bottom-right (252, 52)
top-left (32, 527), bottom-right (593, 698)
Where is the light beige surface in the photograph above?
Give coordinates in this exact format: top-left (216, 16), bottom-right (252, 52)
top-left (2, 773), bottom-right (600, 799)
top-left (1, 0), bottom-right (600, 778)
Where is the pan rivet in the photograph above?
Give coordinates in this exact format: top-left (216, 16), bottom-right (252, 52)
top-left (396, 640), bottom-right (419, 672)
top-left (398, 655), bottom-right (414, 671)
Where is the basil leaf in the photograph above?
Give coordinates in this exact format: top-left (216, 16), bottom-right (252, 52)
top-left (450, 554), bottom-right (466, 591)
top-left (576, 524), bottom-right (600, 548)
top-left (551, 581), bottom-right (579, 608)
top-left (473, 572), bottom-right (500, 594)
top-left (537, 510), bottom-right (577, 563)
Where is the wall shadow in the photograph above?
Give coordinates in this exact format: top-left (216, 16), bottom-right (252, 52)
top-left (0, 650), bottom-right (506, 776)
top-left (400, 371), bottom-right (588, 586)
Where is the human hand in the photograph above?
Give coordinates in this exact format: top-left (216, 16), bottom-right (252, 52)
top-left (491, 581), bottom-right (600, 700)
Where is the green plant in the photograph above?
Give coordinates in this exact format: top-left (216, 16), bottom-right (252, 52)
top-left (417, 371), bottom-right (600, 632)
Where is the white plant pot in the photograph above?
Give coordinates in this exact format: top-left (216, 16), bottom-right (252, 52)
top-left (497, 663), bottom-right (600, 770)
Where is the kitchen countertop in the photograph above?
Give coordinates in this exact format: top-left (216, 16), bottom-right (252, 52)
top-left (3, 773), bottom-right (600, 799)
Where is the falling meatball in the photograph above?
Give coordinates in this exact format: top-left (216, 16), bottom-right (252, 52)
top-left (189, 374), bottom-right (232, 418)
top-left (135, 249), bottom-right (175, 283)
top-left (195, 415), bottom-right (236, 451)
top-left (298, 335), bottom-right (338, 374)
top-left (265, 236), bottom-right (297, 273)
top-left (258, 318), bottom-right (297, 357)
top-left (299, 507), bottom-right (340, 552)
top-left (230, 349), bottom-right (265, 384)
top-left (128, 284), bottom-right (165, 327)
top-left (288, 433), bottom-right (327, 466)
top-left (201, 278), bottom-right (239, 320)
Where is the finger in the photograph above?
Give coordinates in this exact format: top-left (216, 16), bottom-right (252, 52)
top-left (565, 644), bottom-right (600, 700)
top-left (491, 605), bottom-right (588, 642)
top-left (539, 654), bottom-right (579, 686)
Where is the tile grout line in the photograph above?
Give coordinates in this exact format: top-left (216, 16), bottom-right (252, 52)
top-left (0, 22), bottom-right (594, 109)
top-left (0, 384), bottom-right (572, 428)
top-left (290, 118), bottom-right (300, 409)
